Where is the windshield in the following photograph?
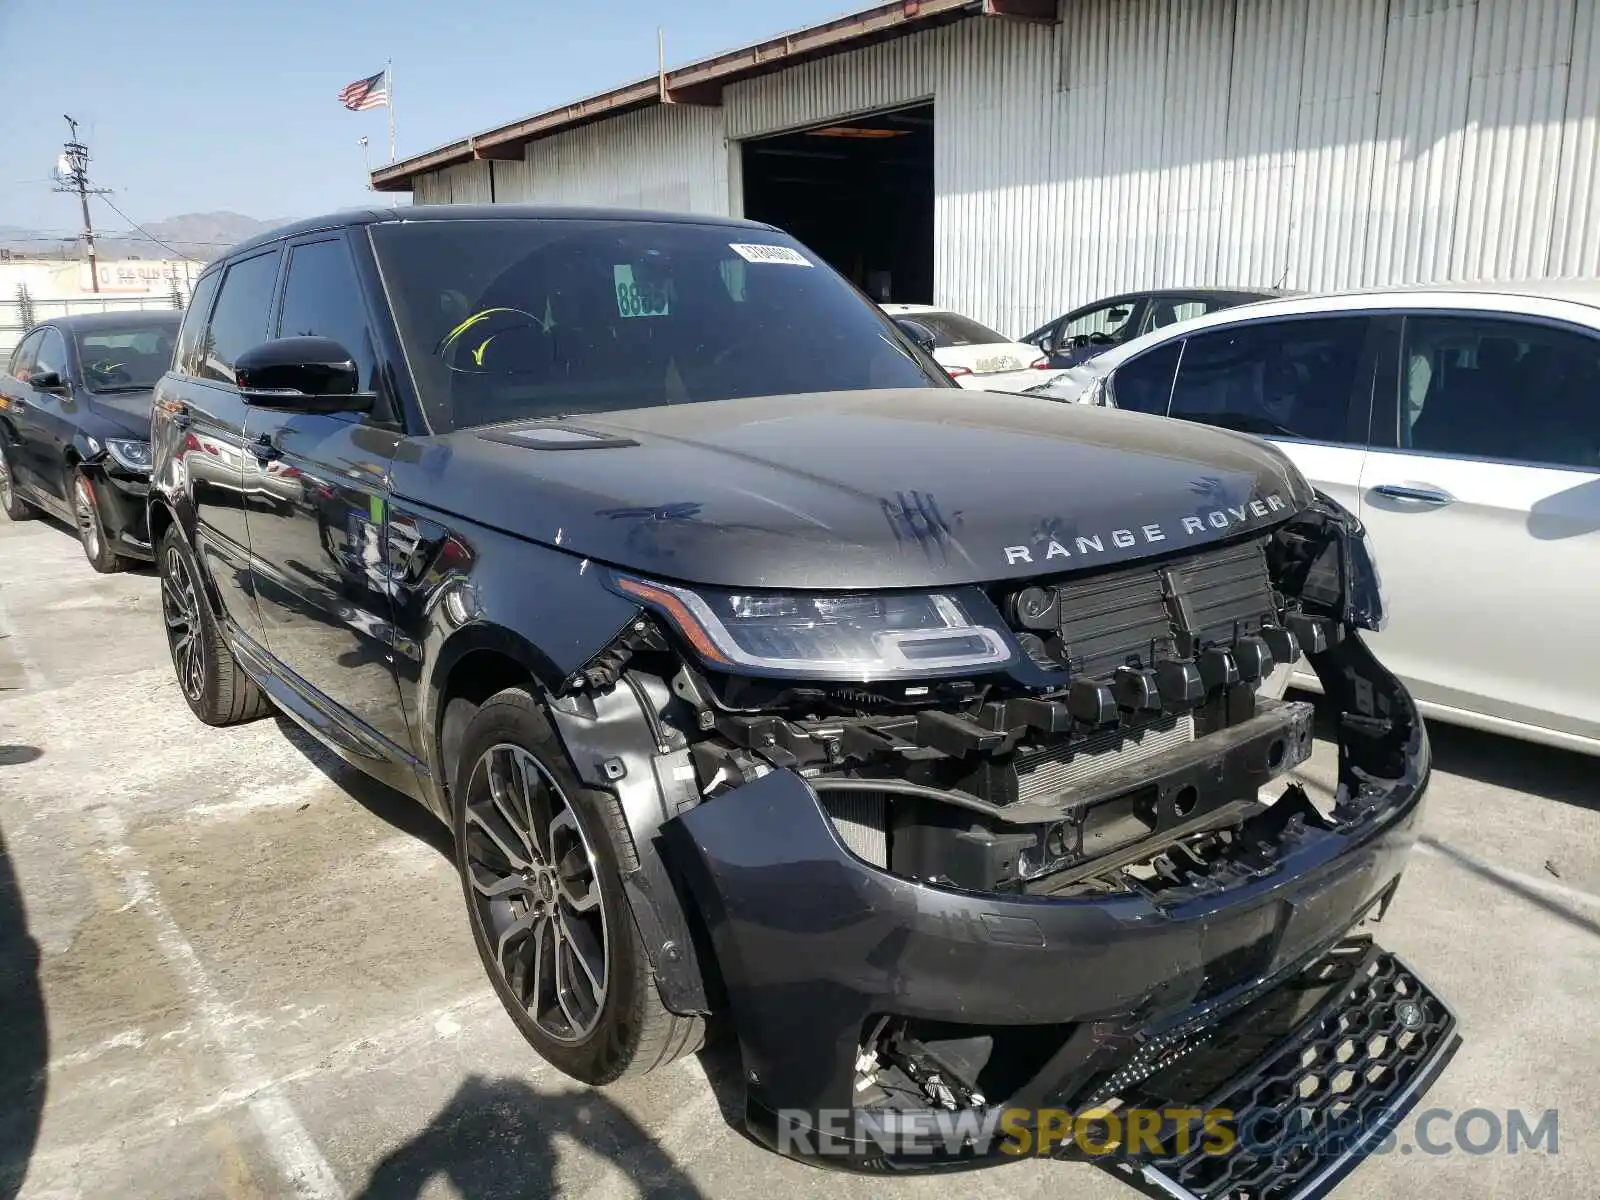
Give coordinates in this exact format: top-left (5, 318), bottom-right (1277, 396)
top-left (903, 311), bottom-right (1010, 348)
top-left (370, 219), bottom-right (947, 432)
top-left (72, 319), bottom-right (180, 393)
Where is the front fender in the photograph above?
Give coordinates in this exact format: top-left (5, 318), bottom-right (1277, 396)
top-left (546, 674), bottom-right (713, 1015)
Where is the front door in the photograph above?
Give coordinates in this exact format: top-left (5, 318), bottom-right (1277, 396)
top-left (173, 249), bottom-right (282, 640)
top-left (1, 331), bottom-right (46, 498)
top-left (12, 327), bottom-right (74, 507)
top-left (1358, 312), bottom-right (1600, 744)
top-left (241, 234), bottom-right (417, 776)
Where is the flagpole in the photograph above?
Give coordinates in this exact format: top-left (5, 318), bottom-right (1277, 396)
top-left (386, 59), bottom-right (396, 164)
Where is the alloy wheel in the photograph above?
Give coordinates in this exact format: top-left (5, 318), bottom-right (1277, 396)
top-left (0, 452), bottom-right (12, 510)
top-left (464, 744), bottom-right (609, 1044)
top-left (160, 546), bottom-right (206, 702)
top-left (74, 477), bottom-right (101, 562)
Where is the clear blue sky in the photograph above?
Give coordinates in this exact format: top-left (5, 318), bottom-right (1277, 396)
top-left (0, 0), bottom-right (858, 236)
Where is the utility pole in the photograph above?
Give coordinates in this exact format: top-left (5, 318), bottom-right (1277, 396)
top-left (55, 115), bottom-right (110, 293)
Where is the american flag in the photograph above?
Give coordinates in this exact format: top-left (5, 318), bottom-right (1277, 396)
top-left (339, 68), bottom-right (390, 112)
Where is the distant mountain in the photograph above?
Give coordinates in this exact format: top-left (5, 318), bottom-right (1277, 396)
top-left (139, 212), bottom-right (283, 257)
top-left (0, 211), bottom-right (282, 262)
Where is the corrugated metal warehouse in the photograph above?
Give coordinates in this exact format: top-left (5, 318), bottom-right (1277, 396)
top-left (373, 0), bottom-right (1600, 339)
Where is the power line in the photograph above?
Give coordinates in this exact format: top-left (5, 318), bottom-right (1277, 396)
top-left (95, 194), bottom-right (206, 262)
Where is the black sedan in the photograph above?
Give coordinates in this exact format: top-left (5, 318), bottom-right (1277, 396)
top-left (1022, 286), bottom-right (1287, 369)
top-left (0, 311), bottom-right (181, 570)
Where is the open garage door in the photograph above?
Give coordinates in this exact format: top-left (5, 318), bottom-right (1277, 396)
top-left (741, 103), bottom-right (934, 305)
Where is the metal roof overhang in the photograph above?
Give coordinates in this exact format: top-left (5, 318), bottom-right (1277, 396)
top-left (370, 0), bottom-right (1058, 191)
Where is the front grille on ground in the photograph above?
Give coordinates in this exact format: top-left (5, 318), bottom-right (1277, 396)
top-left (1097, 938), bottom-right (1460, 1200)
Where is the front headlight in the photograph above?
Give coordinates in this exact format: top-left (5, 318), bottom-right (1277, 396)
top-left (104, 438), bottom-right (153, 473)
top-left (611, 574), bottom-right (1016, 680)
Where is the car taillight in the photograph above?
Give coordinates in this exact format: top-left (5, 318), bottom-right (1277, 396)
top-left (945, 365), bottom-right (972, 377)
top-left (1030, 356), bottom-right (1053, 369)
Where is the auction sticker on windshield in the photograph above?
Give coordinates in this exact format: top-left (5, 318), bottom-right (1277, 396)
top-left (729, 243), bottom-right (812, 266)
top-left (614, 264), bottom-right (671, 318)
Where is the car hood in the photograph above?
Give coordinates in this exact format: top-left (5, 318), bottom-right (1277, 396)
top-left (84, 389), bottom-right (155, 438)
top-left (391, 389), bottom-right (1315, 590)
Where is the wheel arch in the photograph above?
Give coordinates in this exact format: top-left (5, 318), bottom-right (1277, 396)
top-left (146, 495), bottom-right (175, 554)
top-left (427, 623), bottom-right (714, 1016)
top-left (426, 623), bottom-right (563, 813)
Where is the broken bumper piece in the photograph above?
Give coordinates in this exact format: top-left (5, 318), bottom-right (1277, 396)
top-left (662, 632), bottom-right (1451, 1188)
top-left (1099, 937), bottom-right (1460, 1200)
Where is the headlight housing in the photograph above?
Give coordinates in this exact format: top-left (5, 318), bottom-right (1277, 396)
top-left (103, 438), bottom-right (153, 473)
top-left (611, 574), bottom-right (1016, 681)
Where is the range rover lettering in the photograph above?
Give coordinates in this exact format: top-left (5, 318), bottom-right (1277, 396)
top-left (147, 207), bottom-right (1455, 1196)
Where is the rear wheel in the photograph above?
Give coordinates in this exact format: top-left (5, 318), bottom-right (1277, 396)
top-left (157, 526), bottom-right (271, 725)
top-left (453, 688), bottom-right (703, 1084)
top-left (72, 470), bottom-right (131, 574)
top-left (0, 441), bottom-right (35, 521)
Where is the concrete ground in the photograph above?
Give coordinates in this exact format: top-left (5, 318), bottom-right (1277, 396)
top-left (0, 510), bottom-right (1596, 1200)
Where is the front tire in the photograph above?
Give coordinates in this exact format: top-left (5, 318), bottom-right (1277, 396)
top-left (452, 687), bottom-right (703, 1084)
top-left (72, 470), bottom-right (130, 574)
top-left (0, 441), bottom-right (35, 521)
top-left (156, 526), bottom-right (271, 726)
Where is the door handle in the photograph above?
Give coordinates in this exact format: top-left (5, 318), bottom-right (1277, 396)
top-left (1371, 483), bottom-right (1454, 506)
top-left (246, 432), bottom-right (280, 463)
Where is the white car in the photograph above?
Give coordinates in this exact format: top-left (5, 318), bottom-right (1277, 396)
top-left (882, 303), bottom-right (1051, 391)
top-left (1027, 281), bottom-right (1600, 758)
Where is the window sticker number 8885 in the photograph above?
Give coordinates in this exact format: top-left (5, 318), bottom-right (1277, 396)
top-left (614, 265), bottom-right (670, 318)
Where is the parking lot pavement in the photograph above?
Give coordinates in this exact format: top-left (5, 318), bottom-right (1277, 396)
top-left (1, 511), bottom-right (1596, 1200)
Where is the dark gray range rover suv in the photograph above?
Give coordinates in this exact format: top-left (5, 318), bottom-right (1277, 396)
top-left (147, 206), bottom-right (1455, 1196)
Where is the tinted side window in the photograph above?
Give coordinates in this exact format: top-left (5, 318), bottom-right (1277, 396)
top-left (32, 329), bottom-right (67, 379)
top-left (201, 251), bottom-right (280, 385)
top-left (176, 271), bottom-right (221, 378)
top-left (1402, 315), bottom-right (1599, 470)
top-left (1108, 341), bottom-right (1182, 415)
top-left (1145, 298), bottom-right (1212, 332)
top-left (8, 331), bottom-right (42, 380)
top-left (277, 239), bottom-right (377, 389)
top-left (1169, 317), bottom-right (1368, 443)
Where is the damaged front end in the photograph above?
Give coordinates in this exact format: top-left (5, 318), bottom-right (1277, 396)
top-left (555, 496), bottom-right (1454, 1197)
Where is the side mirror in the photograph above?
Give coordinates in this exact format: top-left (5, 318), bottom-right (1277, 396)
top-left (234, 337), bottom-right (374, 413)
top-left (27, 370), bottom-right (65, 391)
top-left (894, 318), bottom-right (938, 356)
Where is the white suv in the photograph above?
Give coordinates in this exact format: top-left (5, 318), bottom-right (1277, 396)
top-left (1028, 282), bottom-right (1600, 757)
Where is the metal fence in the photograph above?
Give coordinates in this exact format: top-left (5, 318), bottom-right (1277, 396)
top-left (0, 286), bottom-right (189, 361)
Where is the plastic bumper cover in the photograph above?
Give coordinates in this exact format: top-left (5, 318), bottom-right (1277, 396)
top-left (83, 464), bottom-right (152, 558)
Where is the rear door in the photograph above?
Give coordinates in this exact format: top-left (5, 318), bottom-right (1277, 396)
top-left (1357, 311), bottom-right (1600, 744)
